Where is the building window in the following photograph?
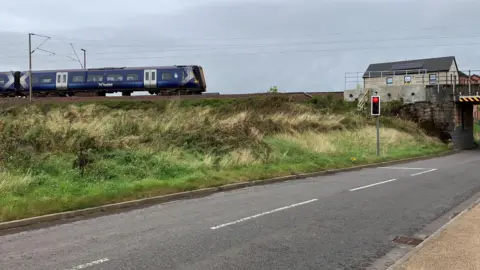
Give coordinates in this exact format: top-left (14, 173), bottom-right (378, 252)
top-left (404, 76), bottom-right (411, 84)
top-left (386, 77), bottom-right (393, 85)
top-left (429, 74), bottom-right (437, 84)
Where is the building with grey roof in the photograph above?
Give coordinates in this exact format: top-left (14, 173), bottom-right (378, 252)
top-left (362, 56), bottom-right (459, 89)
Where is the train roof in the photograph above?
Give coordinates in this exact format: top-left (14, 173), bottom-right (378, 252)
top-left (0, 65), bottom-right (202, 73)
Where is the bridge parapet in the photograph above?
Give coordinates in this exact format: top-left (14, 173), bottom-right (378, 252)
top-left (425, 84), bottom-right (480, 103)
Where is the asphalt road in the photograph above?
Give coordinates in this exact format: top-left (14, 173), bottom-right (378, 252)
top-left (2, 150), bottom-right (480, 270)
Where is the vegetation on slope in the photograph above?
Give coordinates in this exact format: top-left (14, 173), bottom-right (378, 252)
top-left (475, 121), bottom-right (480, 142)
top-left (0, 95), bottom-right (449, 222)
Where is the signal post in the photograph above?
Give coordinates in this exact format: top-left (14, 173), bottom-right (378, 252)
top-left (371, 96), bottom-right (380, 156)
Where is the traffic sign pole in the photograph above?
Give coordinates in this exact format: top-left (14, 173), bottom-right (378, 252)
top-left (371, 96), bottom-right (381, 156)
top-left (376, 116), bottom-right (380, 156)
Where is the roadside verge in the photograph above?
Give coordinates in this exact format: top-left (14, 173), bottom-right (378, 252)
top-left (0, 149), bottom-right (460, 232)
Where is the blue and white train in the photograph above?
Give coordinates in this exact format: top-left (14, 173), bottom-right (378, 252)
top-left (0, 65), bottom-right (207, 97)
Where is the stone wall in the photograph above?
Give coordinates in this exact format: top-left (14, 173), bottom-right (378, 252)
top-left (399, 101), bottom-right (455, 142)
top-left (398, 96), bottom-right (476, 149)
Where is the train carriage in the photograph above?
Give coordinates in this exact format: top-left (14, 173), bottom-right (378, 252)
top-left (0, 65), bottom-right (207, 97)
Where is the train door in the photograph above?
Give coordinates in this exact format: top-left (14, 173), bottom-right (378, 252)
top-left (143, 69), bottom-right (157, 88)
top-left (151, 69), bottom-right (157, 88)
top-left (56, 72), bottom-right (68, 90)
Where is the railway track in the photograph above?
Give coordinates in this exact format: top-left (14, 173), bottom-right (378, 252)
top-left (0, 91), bottom-right (344, 106)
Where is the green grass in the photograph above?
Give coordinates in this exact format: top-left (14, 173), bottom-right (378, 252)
top-left (474, 121), bottom-right (480, 142)
top-left (0, 96), bottom-right (450, 222)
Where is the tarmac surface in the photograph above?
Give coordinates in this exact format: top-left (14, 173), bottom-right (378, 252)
top-left (1, 150), bottom-right (480, 270)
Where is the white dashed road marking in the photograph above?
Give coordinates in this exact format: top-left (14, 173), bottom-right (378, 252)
top-left (377, 167), bottom-right (429, 170)
top-left (66, 258), bottom-right (110, 270)
top-left (210, 199), bottom-right (318, 230)
top-left (410, 168), bottom-right (438, 176)
top-left (349, 179), bottom-right (397, 192)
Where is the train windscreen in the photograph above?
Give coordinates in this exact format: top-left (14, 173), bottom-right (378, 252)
top-left (192, 66), bottom-right (206, 90)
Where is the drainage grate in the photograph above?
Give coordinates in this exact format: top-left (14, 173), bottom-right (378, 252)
top-left (392, 236), bottom-right (423, 246)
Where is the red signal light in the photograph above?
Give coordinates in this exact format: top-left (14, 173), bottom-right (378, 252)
top-left (371, 95), bottom-right (380, 116)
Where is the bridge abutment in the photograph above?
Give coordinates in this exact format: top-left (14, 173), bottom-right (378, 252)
top-left (452, 102), bottom-right (476, 149)
top-left (392, 85), bottom-right (478, 150)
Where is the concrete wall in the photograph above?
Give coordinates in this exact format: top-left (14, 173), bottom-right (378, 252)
top-left (364, 73), bottom-right (427, 89)
top-left (348, 83), bottom-right (480, 104)
top-left (344, 87), bottom-right (363, 101)
top-left (363, 71), bottom-right (458, 88)
top-left (343, 84), bottom-right (428, 103)
top-left (446, 60), bottom-right (460, 85)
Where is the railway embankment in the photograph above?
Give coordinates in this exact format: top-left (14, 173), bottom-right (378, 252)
top-left (0, 94), bottom-right (450, 222)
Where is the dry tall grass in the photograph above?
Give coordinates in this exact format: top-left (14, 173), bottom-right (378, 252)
top-left (0, 97), bottom-right (449, 222)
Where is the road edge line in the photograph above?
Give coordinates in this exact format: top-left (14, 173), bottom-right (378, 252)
top-left (386, 196), bottom-right (480, 270)
top-left (0, 149), bottom-right (460, 232)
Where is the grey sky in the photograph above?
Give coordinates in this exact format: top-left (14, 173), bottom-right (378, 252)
top-left (1, 0), bottom-right (480, 94)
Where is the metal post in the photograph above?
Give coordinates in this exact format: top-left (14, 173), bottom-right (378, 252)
top-left (81, 49), bottom-right (86, 69)
top-left (469, 70), bottom-right (471, 95)
top-left (376, 116), bottom-right (380, 156)
top-left (356, 72), bottom-right (359, 89)
top-left (28, 33), bottom-right (32, 102)
top-left (453, 75), bottom-right (456, 100)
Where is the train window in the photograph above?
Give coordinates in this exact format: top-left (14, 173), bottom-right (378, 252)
top-left (40, 77), bottom-right (53, 83)
top-left (126, 74), bottom-right (138, 81)
top-left (62, 75), bottom-right (66, 83)
top-left (57, 75), bottom-right (61, 83)
top-left (145, 72), bottom-right (149, 80)
top-left (151, 72), bottom-right (156, 81)
top-left (161, 73), bottom-right (173, 80)
top-left (0, 78), bottom-right (4, 85)
top-left (72, 76), bottom-right (84, 82)
top-left (106, 74), bottom-right (123, 81)
top-left (87, 75), bottom-right (103, 82)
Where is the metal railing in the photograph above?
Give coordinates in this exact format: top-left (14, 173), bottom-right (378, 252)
top-left (345, 69), bottom-right (480, 96)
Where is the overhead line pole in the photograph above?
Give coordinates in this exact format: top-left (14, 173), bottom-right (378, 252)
top-left (81, 48), bottom-right (86, 69)
top-left (28, 33), bottom-right (53, 102)
top-left (28, 33), bottom-right (32, 102)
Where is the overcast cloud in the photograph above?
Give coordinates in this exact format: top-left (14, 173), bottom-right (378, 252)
top-left (1, 0), bottom-right (480, 94)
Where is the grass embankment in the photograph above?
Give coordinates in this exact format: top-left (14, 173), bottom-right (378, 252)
top-left (475, 121), bottom-right (480, 142)
top-left (0, 96), bottom-right (449, 222)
